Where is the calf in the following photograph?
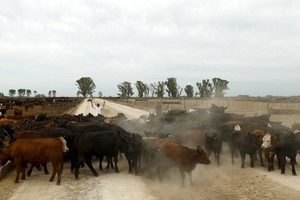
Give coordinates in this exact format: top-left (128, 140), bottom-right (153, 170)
top-left (205, 129), bottom-right (223, 166)
top-left (0, 137), bottom-right (67, 185)
top-left (158, 140), bottom-right (210, 186)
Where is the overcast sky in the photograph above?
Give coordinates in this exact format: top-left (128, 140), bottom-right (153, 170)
top-left (1, 0), bottom-right (300, 97)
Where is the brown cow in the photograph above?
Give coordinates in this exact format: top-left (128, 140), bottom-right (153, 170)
top-left (0, 118), bottom-right (16, 126)
top-left (23, 103), bottom-right (34, 112)
top-left (158, 140), bottom-right (210, 186)
top-left (0, 137), bottom-right (67, 185)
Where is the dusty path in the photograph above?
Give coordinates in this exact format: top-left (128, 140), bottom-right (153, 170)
top-left (1, 98), bottom-right (300, 200)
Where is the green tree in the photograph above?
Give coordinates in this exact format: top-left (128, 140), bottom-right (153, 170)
top-left (18, 89), bottom-right (26, 97)
top-left (165, 77), bottom-right (178, 98)
top-left (212, 78), bottom-right (229, 97)
top-left (196, 79), bottom-right (214, 98)
top-left (117, 81), bottom-right (134, 97)
top-left (48, 90), bottom-right (52, 97)
top-left (184, 85), bottom-right (194, 98)
top-left (9, 89), bottom-right (16, 97)
top-left (52, 90), bottom-right (56, 97)
top-left (155, 81), bottom-right (165, 97)
top-left (135, 80), bottom-right (147, 98)
top-left (149, 83), bottom-right (156, 97)
top-left (98, 91), bottom-right (103, 97)
top-left (76, 91), bottom-right (81, 97)
top-left (76, 77), bottom-right (96, 97)
top-left (34, 90), bottom-right (37, 97)
top-left (143, 84), bottom-right (150, 97)
top-left (26, 89), bottom-right (32, 97)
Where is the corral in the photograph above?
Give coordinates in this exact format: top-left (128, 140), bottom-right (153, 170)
top-left (1, 97), bottom-right (300, 200)
top-left (110, 97), bottom-right (300, 126)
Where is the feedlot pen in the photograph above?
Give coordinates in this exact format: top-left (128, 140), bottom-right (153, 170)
top-left (111, 97), bottom-right (300, 126)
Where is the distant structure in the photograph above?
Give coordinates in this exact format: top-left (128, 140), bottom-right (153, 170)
top-left (238, 95), bottom-right (250, 98)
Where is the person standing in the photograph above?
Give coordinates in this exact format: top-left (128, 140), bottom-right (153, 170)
top-left (91, 100), bottom-right (105, 116)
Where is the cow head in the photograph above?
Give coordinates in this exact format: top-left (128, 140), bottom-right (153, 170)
top-left (261, 133), bottom-right (272, 149)
top-left (59, 137), bottom-right (69, 152)
top-left (195, 145), bottom-right (211, 165)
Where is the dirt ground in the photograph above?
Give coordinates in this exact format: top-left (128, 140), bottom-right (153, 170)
top-left (1, 99), bottom-right (300, 200)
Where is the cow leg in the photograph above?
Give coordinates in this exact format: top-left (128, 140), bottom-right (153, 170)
top-left (290, 156), bottom-right (297, 176)
top-left (230, 146), bottom-right (236, 165)
top-left (264, 149), bottom-right (275, 171)
top-left (56, 162), bottom-right (63, 185)
top-left (132, 154), bottom-right (139, 174)
top-left (258, 148), bottom-right (265, 167)
top-left (49, 162), bottom-right (57, 182)
top-left (187, 171), bottom-right (194, 186)
top-left (99, 155), bottom-right (104, 171)
top-left (110, 159), bottom-right (115, 169)
top-left (125, 154), bottom-right (133, 173)
top-left (14, 158), bottom-right (22, 183)
top-left (75, 155), bottom-right (84, 179)
top-left (250, 153), bottom-right (256, 168)
top-left (157, 165), bottom-right (163, 182)
top-left (27, 164), bottom-right (34, 177)
top-left (84, 156), bottom-right (98, 176)
top-left (43, 163), bottom-right (49, 175)
top-left (240, 151), bottom-right (245, 168)
top-left (35, 164), bottom-right (42, 171)
top-left (113, 155), bottom-right (119, 173)
top-left (105, 156), bottom-right (114, 171)
top-left (214, 151), bottom-right (220, 166)
top-left (179, 169), bottom-right (185, 187)
top-left (21, 162), bottom-right (27, 180)
top-left (279, 156), bottom-right (286, 175)
top-left (269, 153), bottom-right (275, 171)
top-left (70, 152), bottom-right (77, 173)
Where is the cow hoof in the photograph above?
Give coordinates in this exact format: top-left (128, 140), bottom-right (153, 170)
top-left (49, 179), bottom-right (54, 182)
top-left (56, 182), bottom-right (61, 185)
top-left (14, 180), bottom-right (19, 183)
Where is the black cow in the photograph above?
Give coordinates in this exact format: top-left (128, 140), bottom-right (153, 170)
top-left (261, 129), bottom-right (299, 175)
top-left (120, 133), bottom-right (143, 174)
top-left (72, 131), bottom-right (121, 179)
top-left (205, 129), bottom-right (223, 166)
top-left (231, 127), bottom-right (258, 168)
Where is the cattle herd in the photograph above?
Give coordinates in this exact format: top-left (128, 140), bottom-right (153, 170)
top-left (0, 102), bottom-right (300, 187)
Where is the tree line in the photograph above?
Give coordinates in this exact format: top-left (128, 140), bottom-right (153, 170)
top-left (3, 89), bottom-right (57, 97)
top-left (76, 77), bottom-right (229, 98)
